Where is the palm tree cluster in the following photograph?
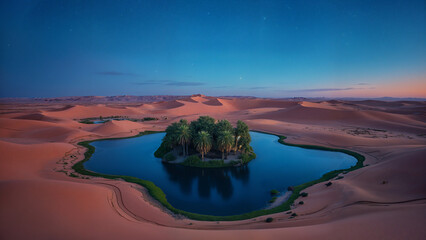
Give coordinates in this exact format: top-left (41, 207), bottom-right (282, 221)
top-left (163, 116), bottom-right (251, 161)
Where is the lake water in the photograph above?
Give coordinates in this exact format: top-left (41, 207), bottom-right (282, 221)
top-left (92, 120), bottom-right (106, 124)
top-left (84, 131), bottom-right (357, 216)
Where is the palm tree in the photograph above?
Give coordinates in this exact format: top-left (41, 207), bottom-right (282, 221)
top-left (176, 124), bottom-right (191, 156)
top-left (164, 122), bottom-right (179, 152)
top-left (234, 120), bottom-right (249, 152)
top-left (194, 131), bottom-right (212, 161)
top-left (217, 130), bottom-right (234, 160)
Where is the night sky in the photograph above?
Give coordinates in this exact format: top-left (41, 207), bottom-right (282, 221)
top-left (0, 0), bottom-right (425, 98)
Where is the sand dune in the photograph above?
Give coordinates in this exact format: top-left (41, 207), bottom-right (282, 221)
top-left (0, 140), bottom-right (74, 180)
top-left (90, 120), bottom-right (145, 136)
top-left (300, 101), bottom-right (339, 110)
top-left (0, 96), bottom-right (425, 240)
top-left (179, 97), bottom-right (198, 103)
top-left (13, 113), bottom-right (60, 122)
top-left (0, 118), bottom-right (90, 143)
top-left (189, 95), bottom-right (210, 103)
top-left (43, 104), bottom-right (143, 119)
top-left (202, 98), bottom-right (223, 106)
top-left (154, 98), bottom-right (238, 117)
top-left (219, 98), bottom-right (299, 109)
top-left (252, 104), bottom-right (426, 133)
top-left (141, 100), bottom-right (185, 110)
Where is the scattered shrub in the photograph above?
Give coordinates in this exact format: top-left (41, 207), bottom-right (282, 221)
top-left (154, 141), bottom-right (172, 158)
top-left (185, 155), bottom-right (201, 165)
top-left (300, 192), bottom-right (308, 197)
top-left (291, 213), bottom-right (298, 217)
top-left (325, 182), bottom-right (332, 187)
top-left (143, 117), bottom-right (157, 121)
top-left (69, 172), bottom-right (78, 178)
top-left (164, 152), bottom-right (176, 162)
top-left (265, 217), bottom-right (274, 223)
top-left (299, 201), bottom-right (304, 205)
top-left (79, 119), bottom-right (94, 124)
top-left (335, 176), bottom-right (344, 180)
top-left (269, 197), bottom-right (277, 203)
top-left (240, 152), bottom-right (256, 164)
top-left (270, 189), bottom-right (279, 195)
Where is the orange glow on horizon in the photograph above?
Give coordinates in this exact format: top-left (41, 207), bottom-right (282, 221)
top-left (326, 78), bottom-right (426, 98)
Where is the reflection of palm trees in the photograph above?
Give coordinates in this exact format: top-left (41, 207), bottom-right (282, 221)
top-left (162, 163), bottom-right (196, 195)
top-left (197, 173), bottom-right (211, 198)
top-left (212, 170), bottom-right (233, 200)
top-left (161, 163), bottom-right (250, 200)
top-left (197, 169), bottom-right (234, 200)
top-left (229, 165), bottom-right (250, 185)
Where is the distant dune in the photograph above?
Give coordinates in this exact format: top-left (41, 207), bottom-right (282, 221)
top-left (0, 95), bottom-right (425, 240)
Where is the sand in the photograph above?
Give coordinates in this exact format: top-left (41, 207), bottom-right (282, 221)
top-left (0, 97), bottom-right (425, 240)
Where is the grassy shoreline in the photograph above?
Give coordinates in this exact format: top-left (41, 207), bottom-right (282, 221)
top-left (72, 130), bottom-right (365, 221)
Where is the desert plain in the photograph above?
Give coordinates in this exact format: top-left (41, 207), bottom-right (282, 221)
top-left (0, 95), bottom-right (425, 239)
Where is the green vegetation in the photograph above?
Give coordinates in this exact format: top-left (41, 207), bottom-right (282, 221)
top-left (270, 189), bottom-right (279, 195)
top-left (184, 155), bottom-right (201, 165)
top-left (235, 120), bottom-right (251, 153)
top-left (154, 141), bottom-right (172, 158)
top-left (216, 130), bottom-right (234, 160)
top-left (157, 116), bottom-right (254, 167)
top-left (72, 130), bottom-right (365, 221)
top-left (194, 130), bottom-right (212, 160)
top-left (78, 119), bottom-right (95, 124)
top-left (181, 157), bottom-right (230, 168)
top-left (142, 117), bottom-right (157, 121)
top-left (269, 197), bottom-right (277, 203)
top-left (68, 172), bottom-right (79, 178)
top-left (240, 151), bottom-right (256, 164)
top-left (164, 152), bottom-right (176, 162)
top-left (78, 116), bottom-right (158, 124)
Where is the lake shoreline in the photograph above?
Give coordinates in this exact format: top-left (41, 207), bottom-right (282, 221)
top-left (72, 130), bottom-right (365, 221)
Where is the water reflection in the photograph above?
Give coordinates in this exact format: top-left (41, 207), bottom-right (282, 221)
top-left (162, 163), bottom-right (250, 200)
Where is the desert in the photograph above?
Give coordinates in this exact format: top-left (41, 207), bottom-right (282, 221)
top-left (1, 1), bottom-right (425, 239)
top-left (1, 95), bottom-right (425, 239)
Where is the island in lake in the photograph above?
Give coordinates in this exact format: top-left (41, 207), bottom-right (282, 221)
top-left (155, 116), bottom-right (256, 167)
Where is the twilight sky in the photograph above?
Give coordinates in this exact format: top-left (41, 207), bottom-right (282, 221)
top-left (0, 0), bottom-right (425, 98)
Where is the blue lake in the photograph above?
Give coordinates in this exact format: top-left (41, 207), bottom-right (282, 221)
top-left (84, 131), bottom-right (357, 216)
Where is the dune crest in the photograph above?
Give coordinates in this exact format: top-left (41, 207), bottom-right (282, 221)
top-left (91, 120), bottom-right (145, 136)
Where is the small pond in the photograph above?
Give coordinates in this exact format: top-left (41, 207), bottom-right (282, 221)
top-left (84, 131), bottom-right (356, 216)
